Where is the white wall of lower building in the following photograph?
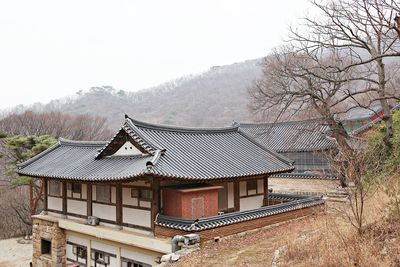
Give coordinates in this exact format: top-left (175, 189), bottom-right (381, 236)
top-left (66, 232), bottom-right (158, 267)
top-left (121, 248), bottom-right (154, 266)
top-left (123, 207), bottom-right (151, 228)
top-left (48, 196), bottom-right (62, 211)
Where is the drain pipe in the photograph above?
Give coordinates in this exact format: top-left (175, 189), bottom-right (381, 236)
top-left (171, 235), bottom-right (185, 252)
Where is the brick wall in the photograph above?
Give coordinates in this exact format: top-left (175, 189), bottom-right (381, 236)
top-left (155, 204), bottom-right (324, 240)
top-left (163, 188), bottom-right (219, 219)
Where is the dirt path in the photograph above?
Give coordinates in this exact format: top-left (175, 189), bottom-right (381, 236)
top-left (0, 237), bottom-right (32, 267)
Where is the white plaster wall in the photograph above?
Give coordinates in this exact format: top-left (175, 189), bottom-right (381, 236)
top-left (122, 188), bottom-right (139, 206)
top-left (67, 235), bottom-right (89, 246)
top-left (257, 179), bottom-right (264, 194)
top-left (227, 182), bottom-right (234, 209)
top-left (113, 141), bottom-right (142, 156)
top-left (81, 183), bottom-right (87, 199)
top-left (93, 203), bottom-right (116, 221)
top-left (239, 181), bottom-right (246, 197)
top-left (48, 196), bottom-right (62, 211)
top-left (121, 248), bottom-right (154, 266)
top-left (92, 240), bottom-right (118, 255)
top-left (240, 195), bottom-right (264, 211)
top-left (139, 201), bottom-right (151, 208)
top-left (122, 207), bottom-right (151, 228)
top-left (67, 199), bottom-right (86, 216)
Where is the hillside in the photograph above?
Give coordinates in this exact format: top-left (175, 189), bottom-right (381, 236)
top-left (21, 58), bottom-right (264, 130)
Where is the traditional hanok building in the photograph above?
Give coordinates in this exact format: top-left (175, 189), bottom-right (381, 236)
top-left (17, 116), bottom-right (324, 267)
top-left (235, 119), bottom-right (339, 194)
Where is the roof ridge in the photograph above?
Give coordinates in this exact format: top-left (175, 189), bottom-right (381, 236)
top-left (125, 119), bottom-right (164, 152)
top-left (126, 115), bottom-right (238, 134)
top-left (59, 138), bottom-right (108, 147)
top-left (236, 118), bottom-right (326, 127)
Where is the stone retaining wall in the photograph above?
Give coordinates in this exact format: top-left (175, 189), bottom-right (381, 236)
top-left (32, 217), bottom-right (66, 267)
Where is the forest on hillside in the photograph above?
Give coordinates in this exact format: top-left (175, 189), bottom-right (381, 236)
top-left (6, 59), bottom-right (267, 130)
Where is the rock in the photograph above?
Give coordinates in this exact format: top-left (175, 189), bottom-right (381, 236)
top-left (170, 254), bottom-right (180, 262)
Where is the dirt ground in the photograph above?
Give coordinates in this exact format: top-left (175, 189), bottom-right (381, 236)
top-left (170, 192), bottom-right (392, 267)
top-left (168, 213), bottom-right (327, 267)
top-left (0, 237), bottom-right (32, 267)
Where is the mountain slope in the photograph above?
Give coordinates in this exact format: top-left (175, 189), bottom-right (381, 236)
top-left (17, 58), bottom-right (264, 130)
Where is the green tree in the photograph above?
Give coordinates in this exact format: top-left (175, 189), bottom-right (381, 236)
top-left (0, 134), bottom-right (56, 216)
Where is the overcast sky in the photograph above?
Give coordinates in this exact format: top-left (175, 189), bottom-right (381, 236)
top-left (0, 0), bottom-right (312, 109)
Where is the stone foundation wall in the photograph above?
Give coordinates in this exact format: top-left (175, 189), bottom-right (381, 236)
top-left (32, 217), bottom-right (66, 267)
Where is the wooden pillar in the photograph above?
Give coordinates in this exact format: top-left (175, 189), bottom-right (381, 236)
top-left (43, 178), bottom-right (48, 213)
top-left (87, 183), bottom-right (92, 217)
top-left (234, 180), bottom-right (240, 211)
top-left (151, 178), bottom-right (160, 232)
top-left (116, 183), bottom-right (123, 226)
top-left (62, 181), bottom-right (67, 216)
top-left (264, 176), bottom-right (269, 206)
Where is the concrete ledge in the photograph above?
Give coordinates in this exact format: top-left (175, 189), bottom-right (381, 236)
top-left (34, 214), bottom-right (172, 254)
top-left (59, 219), bottom-right (171, 254)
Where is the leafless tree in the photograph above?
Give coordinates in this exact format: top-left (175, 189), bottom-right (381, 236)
top-left (288, 0), bottom-right (400, 147)
top-left (0, 111), bottom-right (113, 140)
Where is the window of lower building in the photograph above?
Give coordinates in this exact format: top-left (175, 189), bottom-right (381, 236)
top-left (122, 257), bottom-right (151, 267)
top-left (246, 180), bottom-right (258, 196)
top-left (41, 239), bottom-right (51, 255)
top-left (72, 245), bottom-right (87, 258)
top-left (67, 182), bottom-right (82, 198)
top-left (49, 181), bottom-right (61, 197)
top-left (139, 188), bottom-right (152, 201)
top-left (91, 250), bottom-right (111, 265)
top-left (96, 185), bottom-right (111, 203)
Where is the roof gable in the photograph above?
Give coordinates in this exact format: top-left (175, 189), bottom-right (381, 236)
top-left (95, 116), bottom-right (164, 159)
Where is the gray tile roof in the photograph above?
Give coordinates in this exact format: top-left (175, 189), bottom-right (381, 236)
top-left (155, 194), bottom-right (324, 231)
top-left (17, 116), bottom-right (294, 181)
top-left (236, 119), bottom-right (337, 153)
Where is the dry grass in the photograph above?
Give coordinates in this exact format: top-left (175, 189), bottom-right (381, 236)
top-left (171, 192), bottom-right (400, 267)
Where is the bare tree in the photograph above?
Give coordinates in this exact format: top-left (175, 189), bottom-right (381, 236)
top-left (288, 0), bottom-right (400, 147)
top-left (0, 111), bottom-right (113, 140)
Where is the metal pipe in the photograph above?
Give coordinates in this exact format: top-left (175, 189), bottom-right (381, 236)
top-left (171, 235), bottom-right (185, 252)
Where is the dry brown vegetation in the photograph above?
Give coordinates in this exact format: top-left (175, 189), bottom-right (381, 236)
top-left (171, 190), bottom-right (400, 267)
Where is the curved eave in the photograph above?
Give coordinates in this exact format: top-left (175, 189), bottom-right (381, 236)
top-left (17, 165), bottom-right (295, 183)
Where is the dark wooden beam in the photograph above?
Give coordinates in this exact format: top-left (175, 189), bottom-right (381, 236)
top-left (87, 183), bottom-right (92, 217)
top-left (151, 178), bottom-right (160, 232)
top-left (62, 181), bottom-right (67, 216)
top-left (116, 183), bottom-right (123, 226)
top-left (43, 178), bottom-right (48, 212)
top-left (234, 180), bottom-right (240, 211)
top-left (264, 176), bottom-right (269, 206)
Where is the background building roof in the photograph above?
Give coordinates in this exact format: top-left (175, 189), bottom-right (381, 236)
top-left (236, 119), bottom-right (337, 153)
